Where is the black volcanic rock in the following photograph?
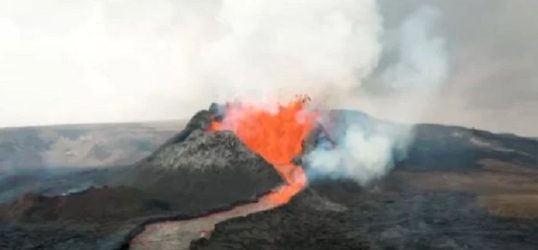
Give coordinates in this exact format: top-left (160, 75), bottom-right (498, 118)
top-left (401, 124), bottom-right (538, 171)
top-left (191, 187), bottom-right (371, 250)
top-left (0, 107), bottom-right (283, 250)
top-left (191, 179), bottom-right (538, 250)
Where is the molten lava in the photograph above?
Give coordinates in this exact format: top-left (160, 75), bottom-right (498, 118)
top-left (210, 98), bottom-right (316, 205)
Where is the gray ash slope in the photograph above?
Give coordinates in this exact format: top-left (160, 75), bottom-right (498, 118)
top-left (113, 109), bottom-right (282, 212)
top-left (0, 108), bottom-right (282, 250)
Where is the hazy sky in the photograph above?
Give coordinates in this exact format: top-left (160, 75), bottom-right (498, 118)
top-left (0, 0), bottom-right (536, 136)
top-left (378, 0), bottom-right (538, 136)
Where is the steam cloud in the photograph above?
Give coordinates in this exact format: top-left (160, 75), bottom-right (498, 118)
top-left (305, 5), bottom-right (449, 185)
top-left (191, 0), bottom-right (382, 107)
top-left (0, 0), bottom-right (448, 185)
top-left (190, 2), bottom-right (448, 185)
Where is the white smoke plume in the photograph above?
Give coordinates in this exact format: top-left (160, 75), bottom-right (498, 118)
top-left (305, 5), bottom-right (449, 185)
top-left (0, 0), bottom-right (447, 185)
top-left (192, 0), bottom-right (382, 106)
top-left (178, 2), bottom-right (448, 185)
top-left (0, 0), bottom-right (379, 127)
top-left (182, 0), bottom-right (432, 186)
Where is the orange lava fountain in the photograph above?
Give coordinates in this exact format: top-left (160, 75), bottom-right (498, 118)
top-left (209, 97), bottom-right (317, 205)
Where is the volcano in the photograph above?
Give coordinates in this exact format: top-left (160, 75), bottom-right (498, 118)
top-left (1, 106), bottom-right (537, 250)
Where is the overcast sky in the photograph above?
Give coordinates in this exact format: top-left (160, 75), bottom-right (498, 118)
top-left (0, 0), bottom-right (536, 136)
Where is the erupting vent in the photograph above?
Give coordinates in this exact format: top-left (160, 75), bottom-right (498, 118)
top-left (210, 97), bottom-right (317, 205)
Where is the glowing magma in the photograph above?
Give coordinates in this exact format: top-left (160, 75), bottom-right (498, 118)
top-left (210, 98), bottom-right (316, 205)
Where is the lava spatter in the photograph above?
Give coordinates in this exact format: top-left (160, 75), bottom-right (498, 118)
top-left (210, 97), bottom-right (316, 205)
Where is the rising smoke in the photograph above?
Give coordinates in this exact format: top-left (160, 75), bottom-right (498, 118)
top-left (191, 1), bottom-right (448, 185)
top-left (194, 0), bottom-right (382, 107)
top-left (0, 0), bottom-right (447, 185)
top-left (304, 5), bottom-right (449, 185)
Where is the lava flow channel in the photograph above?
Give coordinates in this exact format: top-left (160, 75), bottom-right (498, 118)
top-left (210, 98), bottom-right (317, 205)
